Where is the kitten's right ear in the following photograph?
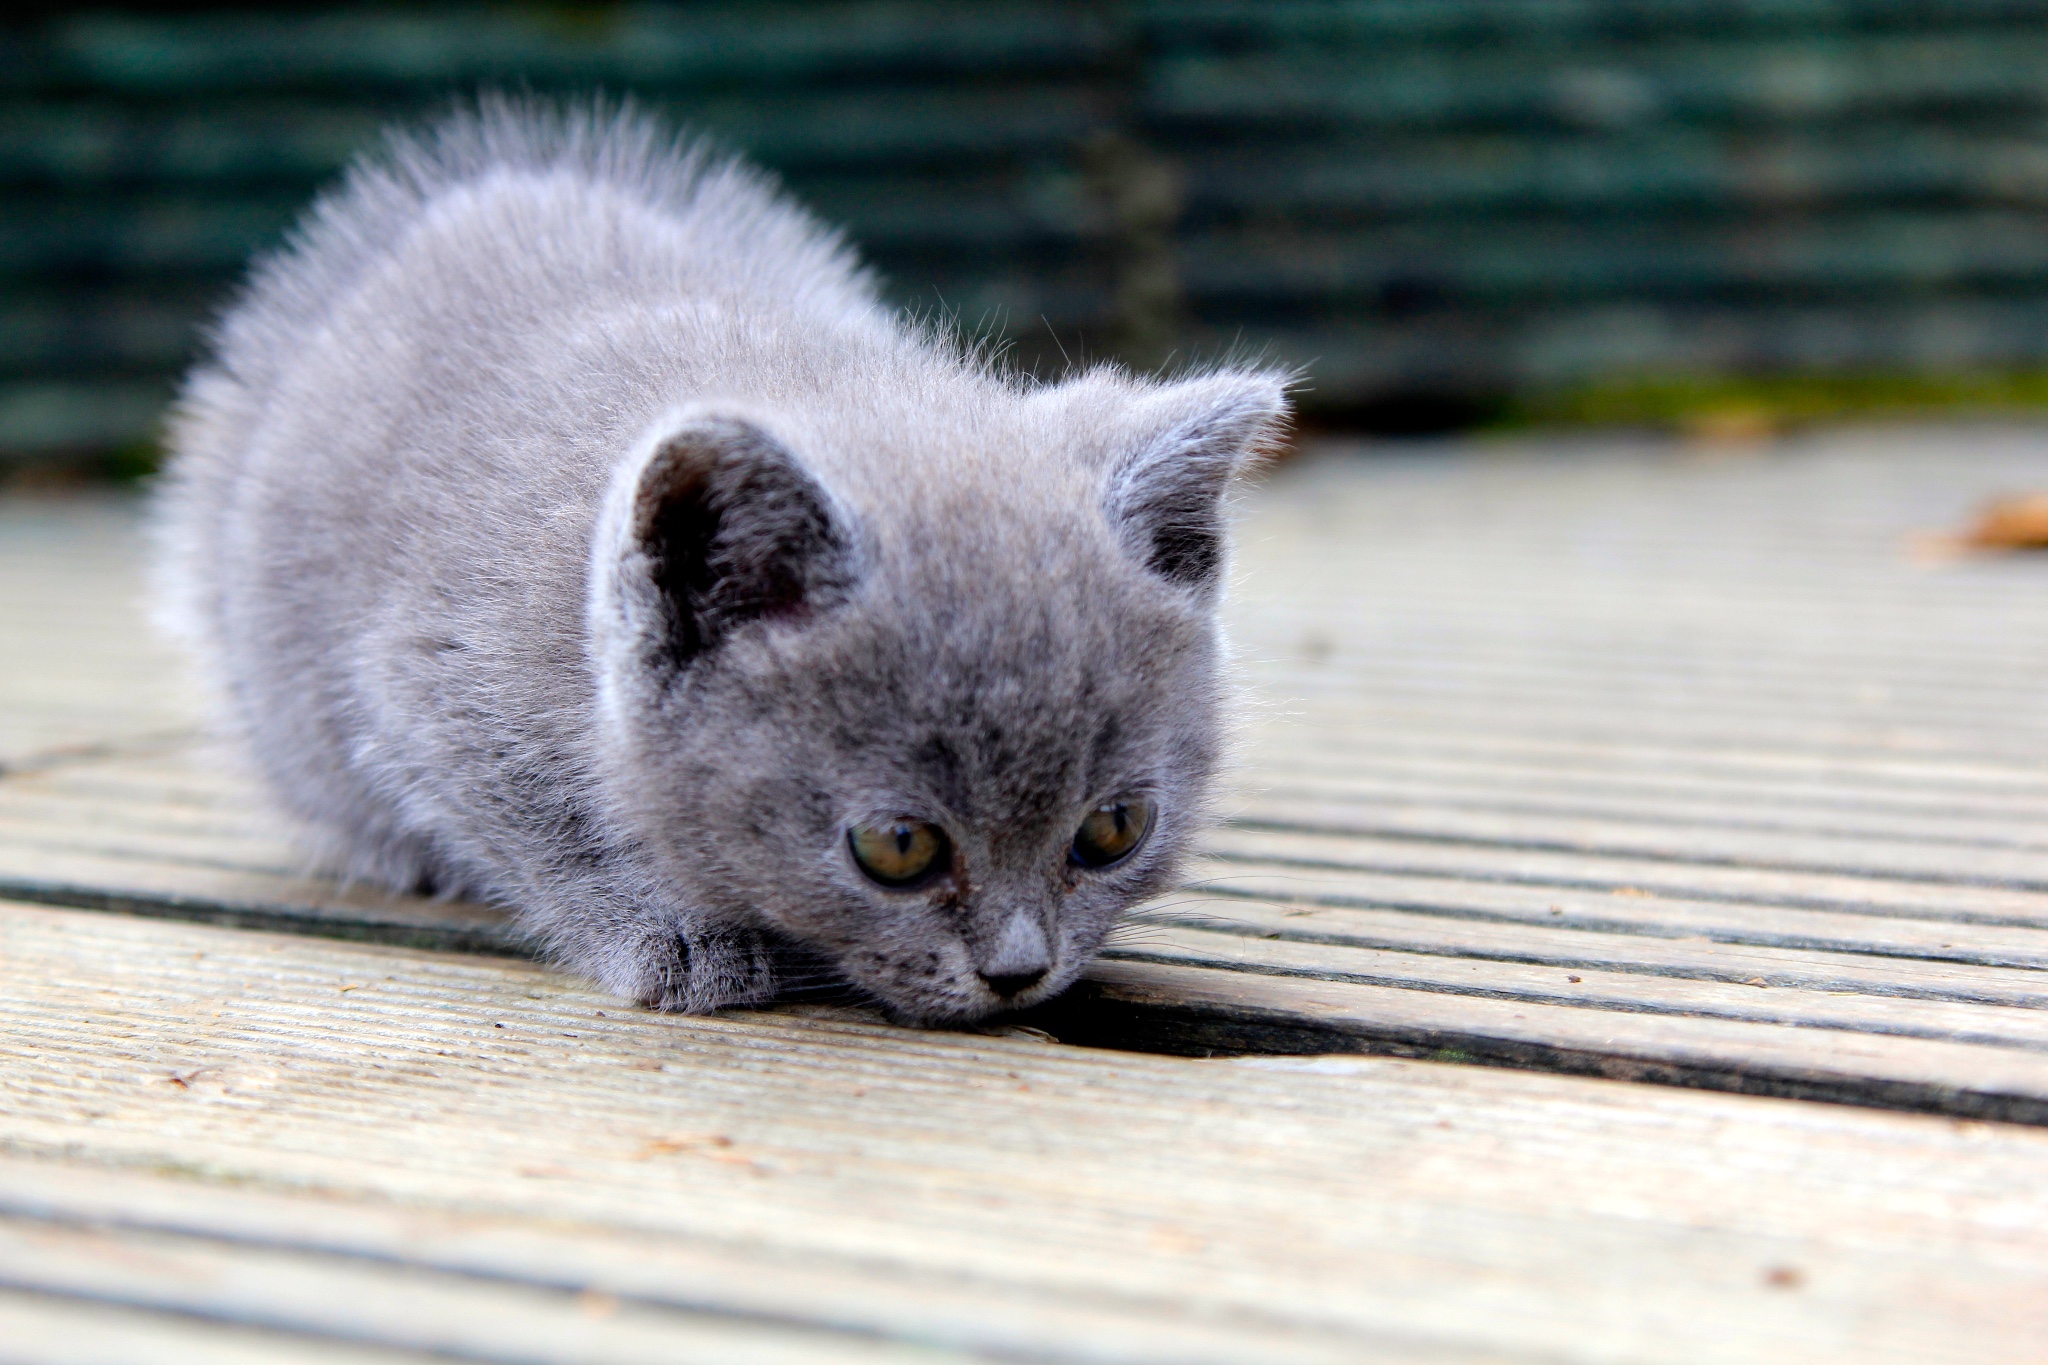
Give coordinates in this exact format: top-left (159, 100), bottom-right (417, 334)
top-left (592, 410), bottom-right (858, 681)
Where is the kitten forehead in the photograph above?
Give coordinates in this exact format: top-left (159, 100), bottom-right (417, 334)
top-left (721, 371), bottom-right (1278, 593)
top-left (713, 553), bottom-right (1217, 832)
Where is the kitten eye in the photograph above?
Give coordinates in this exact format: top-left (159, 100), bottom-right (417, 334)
top-left (848, 819), bottom-right (951, 888)
top-left (1071, 797), bottom-right (1154, 869)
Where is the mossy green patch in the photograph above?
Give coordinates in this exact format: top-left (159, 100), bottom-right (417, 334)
top-left (1502, 371), bottom-right (2048, 434)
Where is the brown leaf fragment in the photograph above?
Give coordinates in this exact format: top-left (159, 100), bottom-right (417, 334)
top-left (1965, 492), bottom-right (2048, 548)
top-left (1915, 491), bottom-right (2048, 560)
top-left (635, 1132), bottom-right (734, 1159)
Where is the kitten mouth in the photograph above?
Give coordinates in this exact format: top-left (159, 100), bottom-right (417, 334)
top-left (870, 998), bottom-right (987, 1028)
top-left (870, 978), bottom-right (1051, 1028)
top-left (956, 970), bottom-right (1066, 1023)
top-left (981, 982), bottom-right (1054, 1014)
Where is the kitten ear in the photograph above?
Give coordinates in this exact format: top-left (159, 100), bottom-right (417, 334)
top-left (1100, 370), bottom-right (1290, 594)
top-left (597, 410), bottom-right (857, 675)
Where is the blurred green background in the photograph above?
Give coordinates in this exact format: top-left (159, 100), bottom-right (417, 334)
top-left (17, 0), bottom-right (2048, 474)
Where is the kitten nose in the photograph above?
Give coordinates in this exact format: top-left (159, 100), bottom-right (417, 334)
top-left (978, 912), bottom-right (1051, 998)
top-left (980, 967), bottom-right (1048, 998)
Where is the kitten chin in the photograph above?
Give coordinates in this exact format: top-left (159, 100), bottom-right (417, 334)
top-left (151, 95), bottom-right (1291, 1024)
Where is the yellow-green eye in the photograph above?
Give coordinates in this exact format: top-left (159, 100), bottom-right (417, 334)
top-left (1071, 797), bottom-right (1154, 869)
top-left (848, 819), bottom-right (951, 888)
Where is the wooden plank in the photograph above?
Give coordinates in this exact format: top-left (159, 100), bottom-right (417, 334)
top-left (1097, 930), bottom-right (2048, 1060)
top-left (1202, 823), bottom-right (2048, 929)
top-left (0, 1152), bottom-right (1356, 1365)
top-left (6, 898), bottom-right (2048, 1363)
top-left (0, 839), bottom-right (515, 953)
top-left (1228, 797), bottom-right (2048, 889)
top-left (0, 1288), bottom-right (442, 1365)
top-left (0, 493), bottom-right (196, 758)
top-left (0, 1208), bottom-right (956, 1365)
top-left (1042, 958), bottom-right (2048, 1123)
top-left (1241, 770), bottom-right (2048, 850)
top-left (1173, 859), bottom-right (2048, 970)
top-left (1242, 726), bottom-right (2048, 792)
top-left (1237, 746), bottom-right (2048, 817)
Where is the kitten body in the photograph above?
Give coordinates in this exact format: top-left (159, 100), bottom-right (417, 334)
top-left (153, 103), bottom-right (1287, 1022)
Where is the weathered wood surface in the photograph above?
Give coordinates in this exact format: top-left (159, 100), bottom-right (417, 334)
top-left (8, 900), bottom-right (2048, 1364)
top-left (4, 429), bottom-right (2048, 1358)
top-left (0, 493), bottom-right (196, 764)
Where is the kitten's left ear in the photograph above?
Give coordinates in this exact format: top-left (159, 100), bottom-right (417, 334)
top-left (1100, 370), bottom-right (1291, 595)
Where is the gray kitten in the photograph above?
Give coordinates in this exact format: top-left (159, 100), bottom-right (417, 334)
top-left (152, 101), bottom-right (1288, 1024)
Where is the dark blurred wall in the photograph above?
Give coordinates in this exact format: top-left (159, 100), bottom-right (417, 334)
top-left (12, 0), bottom-right (2048, 465)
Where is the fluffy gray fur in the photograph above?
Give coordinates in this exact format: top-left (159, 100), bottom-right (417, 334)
top-left (151, 100), bottom-right (1289, 1024)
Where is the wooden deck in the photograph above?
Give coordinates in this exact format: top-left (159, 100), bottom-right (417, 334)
top-left (4, 427), bottom-right (2047, 1361)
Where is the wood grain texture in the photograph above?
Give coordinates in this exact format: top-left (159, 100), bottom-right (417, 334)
top-left (5, 898), bottom-right (2048, 1364)
top-left (0, 492), bottom-right (197, 767)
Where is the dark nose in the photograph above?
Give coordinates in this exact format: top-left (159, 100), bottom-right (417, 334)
top-left (980, 967), bottom-right (1048, 998)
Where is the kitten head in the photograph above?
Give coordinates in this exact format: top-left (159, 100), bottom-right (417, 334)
top-left (589, 366), bottom-right (1288, 1023)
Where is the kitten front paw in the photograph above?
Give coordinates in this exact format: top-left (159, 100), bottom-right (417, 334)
top-left (631, 924), bottom-right (780, 1014)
